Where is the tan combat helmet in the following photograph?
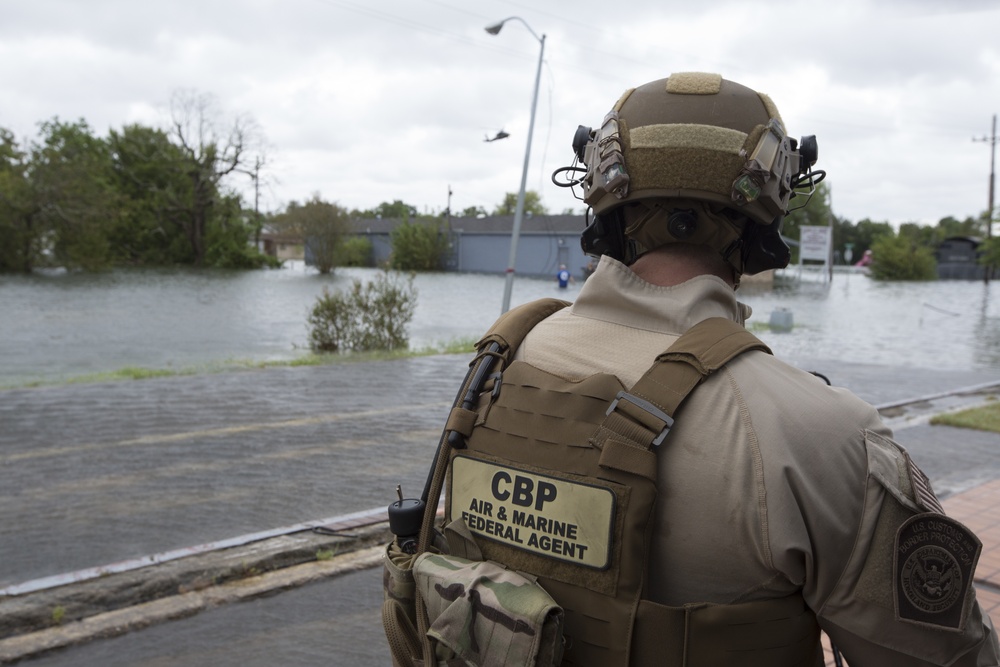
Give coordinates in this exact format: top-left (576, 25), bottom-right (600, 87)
top-left (555, 72), bottom-right (822, 275)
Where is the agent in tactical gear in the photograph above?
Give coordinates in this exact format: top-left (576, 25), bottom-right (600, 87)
top-left (382, 73), bottom-right (1000, 667)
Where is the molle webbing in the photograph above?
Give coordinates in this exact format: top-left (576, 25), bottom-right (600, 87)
top-left (439, 301), bottom-right (787, 667)
top-left (593, 317), bottom-right (771, 481)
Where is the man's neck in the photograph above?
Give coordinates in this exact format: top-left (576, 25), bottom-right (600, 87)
top-left (629, 245), bottom-right (737, 288)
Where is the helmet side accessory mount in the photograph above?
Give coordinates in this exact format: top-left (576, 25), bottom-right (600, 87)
top-left (553, 72), bottom-right (824, 275)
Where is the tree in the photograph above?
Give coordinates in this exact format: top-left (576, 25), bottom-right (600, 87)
top-left (784, 182), bottom-right (833, 263)
top-left (274, 195), bottom-right (351, 274)
top-left (168, 90), bottom-right (261, 266)
top-left (0, 128), bottom-right (37, 272)
top-left (30, 119), bottom-right (121, 271)
top-left (868, 234), bottom-right (937, 280)
top-left (459, 205), bottom-right (487, 217)
top-left (848, 218), bottom-right (895, 260)
top-left (108, 123), bottom-right (195, 265)
top-left (492, 190), bottom-right (547, 216)
top-left (389, 219), bottom-right (448, 271)
top-left (936, 215), bottom-right (983, 240)
top-left (354, 200), bottom-right (419, 220)
top-left (980, 237), bottom-right (1000, 272)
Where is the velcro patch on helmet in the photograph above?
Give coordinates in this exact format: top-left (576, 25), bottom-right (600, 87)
top-left (630, 124), bottom-right (745, 153)
top-left (665, 72), bottom-right (722, 95)
top-left (894, 514), bottom-right (981, 631)
top-left (624, 124), bottom-right (747, 206)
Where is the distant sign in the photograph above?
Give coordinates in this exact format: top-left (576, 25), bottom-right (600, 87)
top-left (800, 226), bottom-right (831, 262)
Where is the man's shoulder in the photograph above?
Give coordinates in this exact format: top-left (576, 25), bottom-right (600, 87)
top-left (718, 348), bottom-right (882, 429)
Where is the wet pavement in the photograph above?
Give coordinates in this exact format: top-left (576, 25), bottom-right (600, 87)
top-left (0, 356), bottom-right (469, 588)
top-left (1, 354), bottom-right (999, 665)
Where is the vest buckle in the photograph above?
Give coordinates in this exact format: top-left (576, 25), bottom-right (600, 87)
top-left (605, 391), bottom-right (674, 447)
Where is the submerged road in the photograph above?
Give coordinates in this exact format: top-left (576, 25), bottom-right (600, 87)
top-left (2, 354), bottom-right (999, 664)
top-left (0, 356), bottom-right (470, 589)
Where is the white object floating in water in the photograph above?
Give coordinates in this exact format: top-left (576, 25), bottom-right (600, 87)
top-left (769, 308), bottom-right (794, 333)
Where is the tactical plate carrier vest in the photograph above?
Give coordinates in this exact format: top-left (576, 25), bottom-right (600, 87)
top-left (388, 298), bottom-right (823, 667)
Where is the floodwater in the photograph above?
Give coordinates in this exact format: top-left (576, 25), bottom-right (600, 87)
top-left (0, 262), bottom-right (998, 387)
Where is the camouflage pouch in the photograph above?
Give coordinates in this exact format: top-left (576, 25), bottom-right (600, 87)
top-left (382, 542), bottom-right (422, 667)
top-left (413, 552), bottom-right (565, 667)
top-left (383, 541), bottom-right (419, 628)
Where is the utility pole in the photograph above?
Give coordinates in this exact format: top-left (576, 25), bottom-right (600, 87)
top-left (973, 114), bottom-right (996, 284)
top-left (446, 185), bottom-right (452, 234)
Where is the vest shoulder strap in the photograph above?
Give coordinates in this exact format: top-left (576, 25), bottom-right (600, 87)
top-left (475, 297), bottom-right (570, 365)
top-left (595, 318), bottom-right (771, 479)
top-left (639, 316), bottom-right (772, 416)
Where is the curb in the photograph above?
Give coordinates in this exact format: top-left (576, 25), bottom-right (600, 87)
top-left (0, 523), bottom-right (391, 664)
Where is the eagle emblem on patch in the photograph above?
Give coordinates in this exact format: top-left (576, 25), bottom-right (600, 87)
top-left (894, 514), bottom-right (981, 631)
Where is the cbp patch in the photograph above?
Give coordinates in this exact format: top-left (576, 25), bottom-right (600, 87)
top-left (894, 513), bottom-right (981, 631)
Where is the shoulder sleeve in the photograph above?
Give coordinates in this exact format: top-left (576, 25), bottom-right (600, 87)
top-left (817, 430), bottom-right (1000, 666)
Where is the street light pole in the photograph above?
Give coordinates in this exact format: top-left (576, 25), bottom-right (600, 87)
top-left (485, 17), bottom-right (546, 314)
top-left (974, 113), bottom-right (996, 284)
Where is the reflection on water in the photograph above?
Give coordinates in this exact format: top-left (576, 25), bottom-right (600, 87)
top-left (1, 263), bottom-right (998, 386)
top-left (740, 272), bottom-right (1000, 373)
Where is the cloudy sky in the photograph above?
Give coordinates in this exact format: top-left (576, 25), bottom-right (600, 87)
top-left (3, 0), bottom-right (999, 228)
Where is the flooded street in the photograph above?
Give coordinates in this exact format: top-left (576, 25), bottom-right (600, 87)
top-left (0, 356), bottom-right (468, 588)
top-left (1, 264), bottom-right (998, 389)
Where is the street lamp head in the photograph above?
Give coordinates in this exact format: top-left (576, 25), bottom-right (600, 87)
top-left (485, 17), bottom-right (542, 42)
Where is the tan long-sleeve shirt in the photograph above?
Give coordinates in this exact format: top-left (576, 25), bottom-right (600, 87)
top-left (516, 255), bottom-right (999, 666)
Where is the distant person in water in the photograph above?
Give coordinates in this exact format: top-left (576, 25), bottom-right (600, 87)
top-left (556, 264), bottom-right (575, 288)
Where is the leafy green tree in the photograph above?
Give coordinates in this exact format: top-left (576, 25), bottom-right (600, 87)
top-left (492, 191), bottom-right (547, 216)
top-left (785, 182), bottom-right (833, 263)
top-left (30, 119), bottom-right (121, 271)
top-left (0, 128), bottom-right (38, 272)
top-left (980, 237), bottom-right (1000, 272)
top-left (459, 205), bottom-right (487, 217)
top-left (337, 236), bottom-right (373, 267)
top-left (274, 195), bottom-right (351, 274)
top-left (203, 194), bottom-right (273, 268)
top-left (389, 219), bottom-right (448, 271)
top-left (868, 234), bottom-right (937, 280)
top-left (108, 123), bottom-right (195, 265)
top-left (936, 215), bottom-right (983, 240)
top-left (848, 218), bottom-right (895, 261)
top-left (353, 200), bottom-right (419, 220)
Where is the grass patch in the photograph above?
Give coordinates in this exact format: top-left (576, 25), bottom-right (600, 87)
top-left (930, 400), bottom-right (1000, 434)
top-left (74, 366), bottom-right (182, 383)
top-left (0, 337), bottom-right (480, 391)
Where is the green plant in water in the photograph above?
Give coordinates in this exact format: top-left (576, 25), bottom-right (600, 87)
top-left (307, 270), bottom-right (417, 353)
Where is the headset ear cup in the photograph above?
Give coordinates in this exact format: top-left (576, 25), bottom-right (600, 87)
top-left (742, 219), bottom-right (790, 274)
top-left (581, 212), bottom-right (630, 262)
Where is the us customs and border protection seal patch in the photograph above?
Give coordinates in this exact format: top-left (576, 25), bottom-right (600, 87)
top-left (894, 513), bottom-right (981, 631)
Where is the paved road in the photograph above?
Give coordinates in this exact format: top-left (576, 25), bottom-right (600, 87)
top-left (2, 355), bottom-right (999, 665)
top-left (0, 356), bottom-right (469, 589)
